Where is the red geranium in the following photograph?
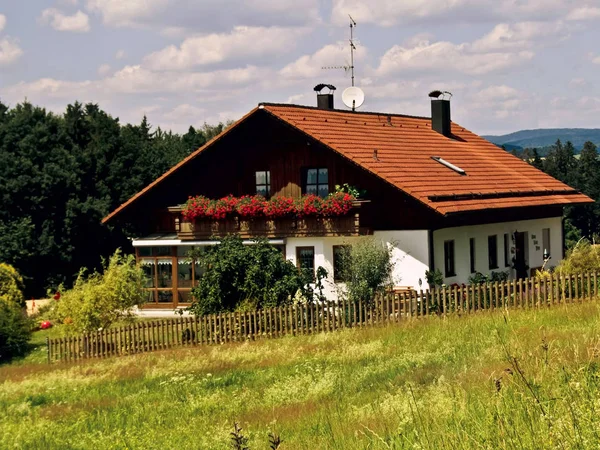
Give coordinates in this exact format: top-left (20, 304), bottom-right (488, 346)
top-left (182, 195), bottom-right (212, 220)
top-left (321, 192), bottom-right (354, 216)
top-left (236, 195), bottom-right (267, 218)
top-left (264, 196), bottom-right (296, 218)
top-left (296, 194), bottom-right (324, 217)
top-left (207, 195), bottom-right (238, 219)
top-left (182, 193), bottom-right (356, 220)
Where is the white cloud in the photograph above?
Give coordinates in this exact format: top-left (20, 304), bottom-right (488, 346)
top-left (1, 65), bottom-right (265, 101)
top-left (40, 9), bottom-right (91, 33)
top-left (0, 37), bottom-right (23, 66)
top-left (86, 0), bottom-right (319, 30)
top-left (97, 64), bottom-right (111, 76)
top-left (280, 43), bottom-right (367, 79)
top-left (331, 0), bottom-right (572, 26)
top-left (471, 21), bottom-right (568, 52)
top-left (569, 78), bottom-right (588, 89)
top-left (567, 7), bottom-right (600, 21)
top-left (105, 65), bottom-right (264, 94)
top-left (476, 85), bottom-right (519, 100)
top-left (163, 104), bottom-right (206, 122)
top-left (86, 0), bottom-right (169, 27)
top-left (115, 49), bottom-right (126, 60)
top-left (591, 54), bottom-right (600, 65)
top-left (144, 26), bottom-right (309, 70)
top-left (376, 39), bottom-right (533, 76)
top-left (0, 14), bottom-right (6, 32)
top-left (373, 21), bottom-right (569, 77)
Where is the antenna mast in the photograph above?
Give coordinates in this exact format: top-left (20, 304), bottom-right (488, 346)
top-left (322, 14), bottom-right (357, 86)
top-left (349, 14), bottom-right (356, 86)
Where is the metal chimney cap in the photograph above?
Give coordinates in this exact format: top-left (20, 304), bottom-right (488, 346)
top-left (314, 84), bottom-right (337, 93)
top-left (429, 90), bottom-right (453, 100)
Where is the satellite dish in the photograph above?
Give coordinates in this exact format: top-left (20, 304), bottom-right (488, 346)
top-left (342, 86), bottom-right (365, 110)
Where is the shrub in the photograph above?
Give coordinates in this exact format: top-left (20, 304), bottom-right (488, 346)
top-left (555, 239), bottom-right (600, 275)
top-left (468, 270), bottom-right (510, 285)
top-left (53, 250), bottom-right (145, 333)
top-left (425, 269), bottom-right (444, 288)
top-left (338, 237), bottom-right (395, 304)
top-left (188, 236), bottom-right (318, 316)
top-left (0, 263), bottom-right (25, 308)
top-left (0, 302), bottom-right (31, 362)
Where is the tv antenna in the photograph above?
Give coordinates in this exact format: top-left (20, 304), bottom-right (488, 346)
top-left (322, 14), bottom-right (357, 86)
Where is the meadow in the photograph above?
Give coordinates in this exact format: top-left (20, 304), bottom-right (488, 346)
top-left (2, 303), bottom-right (600, 449)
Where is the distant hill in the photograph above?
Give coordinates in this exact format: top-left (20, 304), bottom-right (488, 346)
top-left (482, 128), bottom-right (600, 152)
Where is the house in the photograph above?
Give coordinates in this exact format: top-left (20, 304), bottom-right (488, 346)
top-left (102, 88), bottom-right (593, 308)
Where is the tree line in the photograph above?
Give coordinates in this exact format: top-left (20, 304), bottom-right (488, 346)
top-left (0, 100), bottom-right (229, 297)
top-left (511, 140), bottom-right (600, 247)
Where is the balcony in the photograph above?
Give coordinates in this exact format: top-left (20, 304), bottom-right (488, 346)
top-left (170, 201), bottom-right (369, 239)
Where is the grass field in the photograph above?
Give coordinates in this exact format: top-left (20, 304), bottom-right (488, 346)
top-left (2, 303), bottom-right (600, 449)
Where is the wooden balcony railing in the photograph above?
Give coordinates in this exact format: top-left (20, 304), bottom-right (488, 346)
top-left (170, 201), bottom-right (369, 239)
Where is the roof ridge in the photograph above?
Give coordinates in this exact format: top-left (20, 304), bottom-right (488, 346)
top-left (259, 102), bottom-right (432, 121)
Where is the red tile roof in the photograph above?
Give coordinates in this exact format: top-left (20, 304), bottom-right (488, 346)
top-left (103, 103), bottom-right (592, 223)
top-left (261, 104), bottom-right (592, 214)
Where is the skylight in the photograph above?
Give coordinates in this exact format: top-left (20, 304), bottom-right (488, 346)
top-left (431, 156), bottom-right (466, 176)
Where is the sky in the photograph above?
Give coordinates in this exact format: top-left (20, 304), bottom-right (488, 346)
top-left (1, 1), bottom-right (600, 135)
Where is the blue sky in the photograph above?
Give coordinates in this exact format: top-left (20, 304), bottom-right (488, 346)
top-left (1, 1), bottom-right (600, 135)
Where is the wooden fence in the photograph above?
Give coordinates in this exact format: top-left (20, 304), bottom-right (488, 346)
top-left (47, 272), bottom-right (600, 363)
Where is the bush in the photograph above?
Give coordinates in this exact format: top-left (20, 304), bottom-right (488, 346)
top-left (0, 302), bottom-right (31, 362)
top-left (468, 270), bottom-right (510, 285)
top-left (338, 237), bottom-right (394, 304)
top-left (188, 236), bottom-right (317, 316)
top-left (0, 263), bottom-right (25, 308)
top-left (53, 250), bottom-right (145, 333)
top-left (555, 239), bottom-right (600, 275)
top-left (425, 269), bottom-right (444, 288)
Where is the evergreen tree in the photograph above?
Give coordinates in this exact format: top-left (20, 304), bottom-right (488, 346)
top-left (0, 100), bottom-right (225, 296)
top-left (571, 141), bottom-right (600, 238)
top-left (543, 139), bottom-right (577, 185)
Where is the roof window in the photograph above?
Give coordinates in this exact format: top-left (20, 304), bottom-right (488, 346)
top-left (431, 156), bottom-right (466, 176)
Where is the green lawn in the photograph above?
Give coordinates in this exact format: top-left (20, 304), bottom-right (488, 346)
top-left (2, 303), bottom-right (600, 449)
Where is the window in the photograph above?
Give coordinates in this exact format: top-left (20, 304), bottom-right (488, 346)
top-left (469, 238), bottom-right (476, 274)
top-left (542, 228), bottom-right (551, 258)
top-left (444, 240), bottom-right (455, 277)
top-left (303, 168), bottom-right (329, 197)
top-left (333, 245), bottom-right (351, 282)
top-left (488, 235), bottom-right (498, 269)
top-left (296, 247), bottom-right (315, 275)
top-left (504, 233), bottom-right (510, 267)
top-left (138, 246), bottom-right (152, 257)
top-left (255, 170), bottom-right (271, 197)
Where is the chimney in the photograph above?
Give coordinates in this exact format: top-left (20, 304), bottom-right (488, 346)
top-left (314, 84), bottom-right (336, 110)
top-left (429, 90), bottom-right (452, 137)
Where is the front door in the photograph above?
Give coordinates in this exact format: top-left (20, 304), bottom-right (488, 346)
top-left (514, 232), bottom-right (528, 279)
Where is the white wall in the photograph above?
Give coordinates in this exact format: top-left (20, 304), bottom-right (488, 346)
top-left (433, 216), bottom-right (562, 285)
top-left (285, 230), bottom-right (430, 300)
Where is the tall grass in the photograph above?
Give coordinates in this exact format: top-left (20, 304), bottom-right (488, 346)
top-left (2, 304), bottom-right (600, 448)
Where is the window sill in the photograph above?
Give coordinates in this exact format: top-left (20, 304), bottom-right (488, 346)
top-left (445, 273), bottom-right (456, 278)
